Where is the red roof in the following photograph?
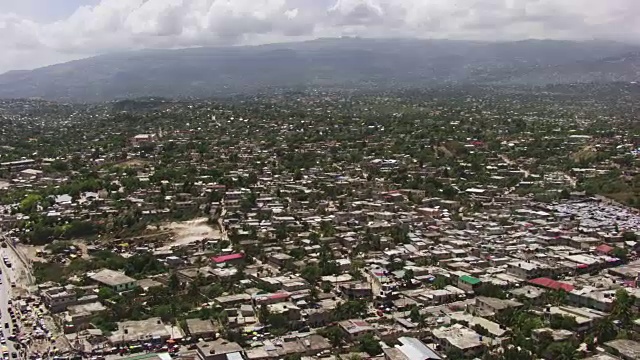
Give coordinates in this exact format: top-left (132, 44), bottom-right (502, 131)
top-left (596, 244), bottom-right (614, 254)
top-left (255, 292), bottom-right (291, 302)
top-left (528, 277), bottom-right (575, 292)
top-left (268, 292), bottom-right (290, 300)
top-left (211, 253), bottom-right (244, 263)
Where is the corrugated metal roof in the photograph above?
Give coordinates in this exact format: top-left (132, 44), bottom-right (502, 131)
top-left (397, 337), bottom-right (442, 360)
top-left (459, 275), bottom-right (481, 285)
top-left (226, 352), bottom-right (244, 360)
top-left (211, 253), bottom-right (244, 263)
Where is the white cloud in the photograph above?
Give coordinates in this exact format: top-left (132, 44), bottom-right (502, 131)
top-left (0, 0), bottom-right (639, 73)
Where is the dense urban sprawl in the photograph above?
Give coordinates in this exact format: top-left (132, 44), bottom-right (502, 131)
top-left (0, 85), bottom-right (639, 360)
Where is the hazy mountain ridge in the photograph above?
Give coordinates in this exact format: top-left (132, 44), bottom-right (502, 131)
top-left (0, 38), bottom-right (639, 102)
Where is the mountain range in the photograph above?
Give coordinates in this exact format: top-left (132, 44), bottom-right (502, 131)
top-left (1, 38), bottom-right (639, 102)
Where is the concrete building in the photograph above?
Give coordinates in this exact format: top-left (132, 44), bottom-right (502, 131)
top-left (109, 317), bottom-right (182, 345)
top-left (338, 319), bottom-right (376, 341)
top-left (196, 339), bottom-right (244, 360)
top-left (603, 339), bottom-right (640, 360)
top-left (89, 269), bottom-right (138, 292)
top-left (42, 287), bottom-right (77, 313)
top-left (432, 324), bottom-right (484, 358)
top-left (186, 318), bottom-right (217, 339)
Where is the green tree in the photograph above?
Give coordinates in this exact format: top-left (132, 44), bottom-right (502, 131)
top-left (611, 247), bottom-right (629, 261)
top-left (403, 269), bottom-right (414, 282)
top-left (267, 313), bottom-right (288, 331)
top-left (592, 317), bottom-right (617, 343)
top-left (275, 223), bottom-right (288, 241)
top-left (544, 342), bottom-right (578, 360)
top-left (309, 286), bottom-right (319, 302)
top-left (301, 264), bottom-right (321, 284)
top-left (168, 272), bottom-right (181, 292)
top-left (585, 336), bottom-right (596, 352)
top-left (20, 193), bottom-right (42, 214)
top-left (409, 306), bottom-right (422, 324)
top-left (318, 326), bottom-right (342, 347)
top-left (611, 289), bottom-right (633, 326)
top-left (445, 348), bottom-right (466, 360)
top-left (333, 300), bottom-right (367, 321)
top-left (258, 303), bottom-right (270, 324)
top-left (98, 287), bottom-right (116, 300)
top-left (622, 231), bottom-right (638, 242)
top-left (549, 314), bottom-right (578, 331)
top-left (358, 333), bottom-right (382, 356)
top-left (432, 276), bottom-right (448, 289)
top-left (501, 347), bottom-right (535, 360)
top-left (475, 283), bottom-right (507, 299)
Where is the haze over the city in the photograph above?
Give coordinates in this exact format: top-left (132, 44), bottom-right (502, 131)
top-left (1, 0), bottom-right (639, 74)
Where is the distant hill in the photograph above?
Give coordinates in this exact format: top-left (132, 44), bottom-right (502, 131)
top-left (0, 38), bottom-right (639, 102)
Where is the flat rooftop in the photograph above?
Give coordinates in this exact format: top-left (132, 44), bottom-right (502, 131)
top-left (186, 318), bottom-right (216, 336)
top-left (90, 269), bottom-right (136, 287)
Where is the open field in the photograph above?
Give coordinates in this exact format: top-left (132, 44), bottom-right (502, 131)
top-left (156, 218), bottom-right (221, 250)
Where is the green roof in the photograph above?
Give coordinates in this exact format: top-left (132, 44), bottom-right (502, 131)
top-left (459, 275), bottom-right (481, 285)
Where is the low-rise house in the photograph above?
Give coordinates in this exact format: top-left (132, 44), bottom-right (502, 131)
top-left (528, 277), bottom-right (575, 292)
top-left (506, 261), bottom-right (550, 279)
top-left (109, 317), bottom-right (182, 345)
top-left (338, 319), bottom-right (376, 341)
top-left (457, 275), bottom-right (482, 293)
top-left (383, 336), bottom-right (442, 360)
top-left (245, 334), bottom-right (331, 360)
top-left (253, 292), bottom-right (292, 305)
top-left (196, 339), bottom-right (244, 360)
top-left (546, 306), bottom-right (606, 332)
top-left (88, 269), bottom-right (138, 292)
top-left (185, 318), bottom-right (217, 339)
top-left (432, 324), bottom-right (484, 358)
top-left (568, 287), bottom-right (616, 312)
top-left (449, 312), bottom-right (508, 340)
top-left (268, 302), bottom-right (301, 322)
top-left (211, 253), bottom-right (245, 266)
top-left (42, 286), bottom-right (77, 313)
top-left (64, 301), bottom-right (107, 330)
top-left (472, 296), bottom-right (523, 316)
top-left (268, 253), bottom-right (294, 268)
top-left (603, 339), bottom-right (640, 360)
top-left (509, 285), bottom-right (546, 304)
top-left (531, 328), bottom-right (575, 342)
top-left (339, 282), bottom-right (373, 300)
top-left (215, 294), bottom-right (252, 307)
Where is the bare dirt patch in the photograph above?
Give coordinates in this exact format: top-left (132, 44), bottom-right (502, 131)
top-left (20, 240), bottom-right (90, 263)
top-left (156, 217), bottom-right (221, 250)
top-left (571, 145), bottom-right (596, 162)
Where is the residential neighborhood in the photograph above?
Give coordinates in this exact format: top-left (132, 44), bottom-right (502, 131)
top-left (0, 87), bottom-right (638, 360)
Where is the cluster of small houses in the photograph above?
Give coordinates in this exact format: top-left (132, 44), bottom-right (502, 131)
top-left (0, 127), bottom-right (638, 360)
top-left (23, 191), bottom-right (640, 360)
top-left (0, 129), bottom-right (635, 230)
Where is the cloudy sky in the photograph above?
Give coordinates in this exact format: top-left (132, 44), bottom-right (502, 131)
top-left (0, 0), bottom-right (638, 73)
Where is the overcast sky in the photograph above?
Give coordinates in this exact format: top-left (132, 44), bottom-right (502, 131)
top-left (0, 0), bottom-right (638, 73)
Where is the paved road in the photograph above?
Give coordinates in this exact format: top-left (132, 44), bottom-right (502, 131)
top-left (0, 248), bottom-right (20, 360)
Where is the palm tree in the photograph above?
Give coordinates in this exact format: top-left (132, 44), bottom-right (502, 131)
top-left (545, 342), bottom-right (579, 360)
top-left (593, 317), bottom-right (617, 343)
